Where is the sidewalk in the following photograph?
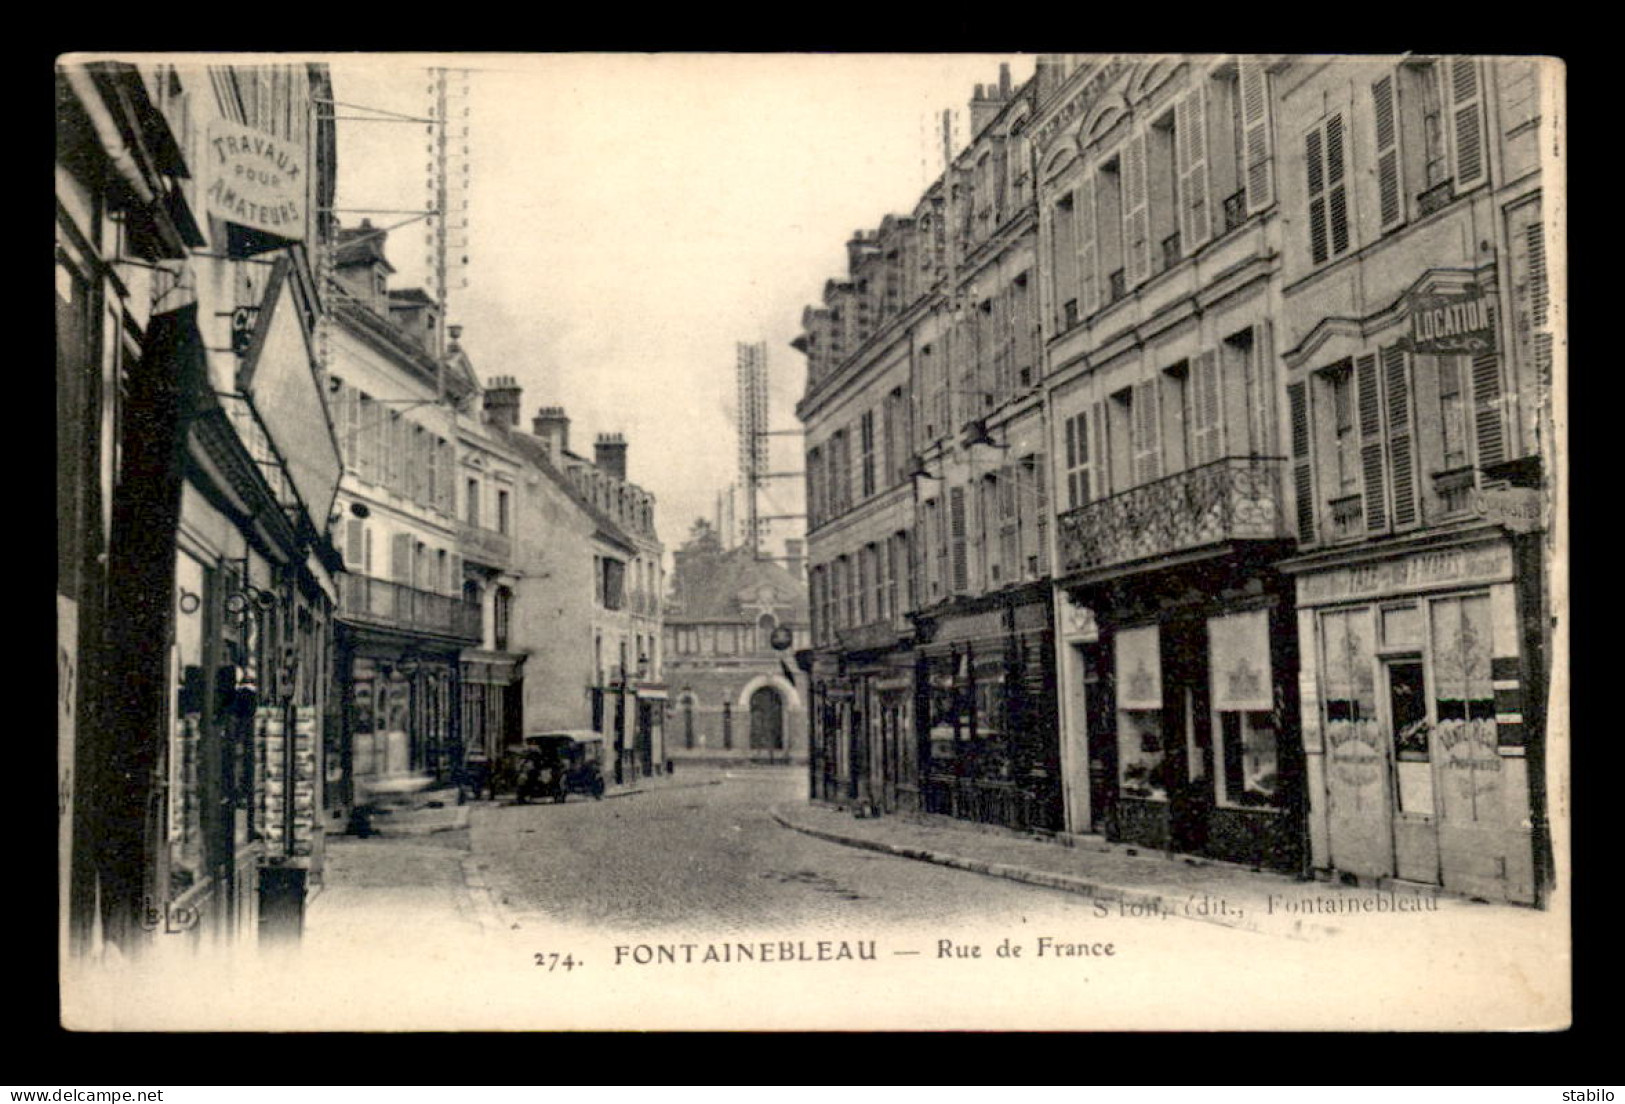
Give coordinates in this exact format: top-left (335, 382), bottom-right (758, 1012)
top-left (771, 801), bottom-right (1491, 941)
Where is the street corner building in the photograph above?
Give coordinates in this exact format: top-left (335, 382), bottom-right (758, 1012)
top-left (662, 524), bottom-right (811, 766)
top-left (57, 59), bottom-right (346, 962)
top-left (791, 54), bottom-right (1561, 907)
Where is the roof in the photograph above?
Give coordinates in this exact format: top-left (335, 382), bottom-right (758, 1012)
top-left (388, 287), bottom-right (436, 306)
top-left (502, 430), bottom-right (639, 555)
top-left (668, 543), bottom-right (809, 623)
top-left (334, 226), bottom-right (395, 271)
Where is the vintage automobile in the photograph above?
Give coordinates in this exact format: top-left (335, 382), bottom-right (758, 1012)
top-left (512, 731), bottom-right (607, 803)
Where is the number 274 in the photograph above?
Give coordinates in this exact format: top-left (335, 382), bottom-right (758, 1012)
top-left (534, 952), bottom-right (579, 971)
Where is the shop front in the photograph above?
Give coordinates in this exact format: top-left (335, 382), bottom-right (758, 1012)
top-left (913, 583), bottom-right (1062, 834)
top-left (1285, 529), bottom-right (1544, 904)
top-left (635, 683), bottom-right (668, 776)
top-left (1063, 556), bottom-right (1305, 872)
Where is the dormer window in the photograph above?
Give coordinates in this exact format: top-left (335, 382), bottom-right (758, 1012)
top-left (374, 269), bottom-right (386, 298)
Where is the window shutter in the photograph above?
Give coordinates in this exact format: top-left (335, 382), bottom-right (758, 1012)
top-left (1077, 176), bottom-right (1098, 317)
top-left (1133, 379), bottom-right (1162, 484)
top-left (1124, 129), bottom-right (1151, 288)
top-left (1471, 349), bottom-right (1507, 469)
top-left (1372, 72), bottom-right (1404, 231)
top-left (1192, 350), bottom-right (1221, 465)
top-left (1287, 380), bottom-right (1315, 542)
top-left (1384, 345), bottom-right (1418, 528)
top-left (1064, 412), bottom-right (1080, 507)
top-left (1033, 456), bottom-right (1049, 575)
top-left (1449, 57), bottom-right (1485, 189)
top-left (1177, 85), bottom-right (1211, 251)
top-left (1326, 113), bottom-right (1349, 257)
top-left (449, 553), bottom-right (462, 595)
top-left (391, 532), bottom-right (412, 584)
top-left (1356, 353), bottom-right (1386, 532)
top-left (1092, 401), bottom-right (1108, 495)
top-left (345, 517), bottom-right (363, 567)
top-left (1306, 127), bottom-right (1328, 265)
top-left (949, 485), bottom-right (969, 593)
top-left (1240, 59), bottom-right (1274, 214)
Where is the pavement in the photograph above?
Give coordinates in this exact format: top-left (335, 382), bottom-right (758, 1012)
top-left (306, 770), bottom-right (724, 941)
top-left (769, 800), bottom-right (1510, 941)
top-left (307, 769), bottom-right (1531, 947)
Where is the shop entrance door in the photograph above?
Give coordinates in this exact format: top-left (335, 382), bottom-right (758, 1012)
top-left (878, 690), bottom-right (904, 813)
top-left (1386, 658), bottom-right (1441, 885)
top-left (1162, 620), bottom-right (1213, 856)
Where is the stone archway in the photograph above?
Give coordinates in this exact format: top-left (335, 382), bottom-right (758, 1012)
top-left (748, 684), bottom-right (784, 751)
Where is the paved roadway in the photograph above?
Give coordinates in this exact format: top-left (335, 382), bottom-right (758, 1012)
top-left (469, 765), bottom-right (1138, 935)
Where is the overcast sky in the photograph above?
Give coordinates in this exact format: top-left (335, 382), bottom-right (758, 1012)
top-left (327, 52), bottom-right (1036, 562)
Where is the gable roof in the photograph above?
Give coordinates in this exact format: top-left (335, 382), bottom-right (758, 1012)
top-left (503, 429), bottom-right (638, 555)
top-left (669, 544), bottom-right (809, 622)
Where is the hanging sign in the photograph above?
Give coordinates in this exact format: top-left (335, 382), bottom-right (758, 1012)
top-left (1207, 609), bottom-right (1274, 712)
top-left (1404, 289), bottom-right (1496, 355)
top-left (1114, 624), bottom-right (1162, 710)
top-left (204, 120), bottom-right (307, 240)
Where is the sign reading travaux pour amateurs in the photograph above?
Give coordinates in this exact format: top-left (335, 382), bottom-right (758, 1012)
top-left (1405, 289), bottom-right (1496, 355)
top-left (205, 121), bottom-right (307, 239)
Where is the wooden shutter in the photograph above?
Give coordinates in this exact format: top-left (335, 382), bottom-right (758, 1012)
top-left (1372, 72), bottom-right (1404, 231)
top-left (1471, 349), bottom-right (1507, 469)
top-left (449, 553), bottom-right (462, 595)
top-left (1191, 350), bottom-right (1221, 465)
top-left (1357, 353), bottom-right (1386, 532)
top-left (1124, 130), bottom-right (1150, 288)
top-left (1177, 85), bottom-right (1211, 251)
top-left (1092, 401), bottom-right (1108, 496)
top-left (949, 485), bottom-right (969, 594)
top-left (344, 518), bottom-right (363, 568)
top-left (1133, 380), bottom-right (1161, 484)
top-left (1326, 114), bottom-right (1349, 257)
top-left (1033, 456), bottom-right (1049, 575)
top-left (1383, 345), bottom-right (1418, 528)
top-left (391, 532), bottom-right (412, 584)
top-left (1287, 380), bottom-right (1314, 542)
top-left (1065, 411), bottom-right (1091, 508)
top-left (1077, 176), bottom-right (1098, 317)
top-left (1449, 57), bottom-right (1485, 189)
top-left (1306, 127), bottom-right (1328, 265)
top-left (1240, 59), bottom-right (1273, 214)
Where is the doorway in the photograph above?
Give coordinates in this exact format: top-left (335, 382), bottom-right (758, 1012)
top-left (1387, 657), bottom-right (1441, 884)
top-left (1159, 619), bottom-right (1214, 855)
top-left (749, 685), bottom-right (784, 752)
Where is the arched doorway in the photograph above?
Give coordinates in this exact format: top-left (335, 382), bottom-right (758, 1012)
top-left (749, 685), bottom-right (784, 751)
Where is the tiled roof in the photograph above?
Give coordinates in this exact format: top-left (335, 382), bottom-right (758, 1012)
top-left (502, 430), bottom-right (638, 555)
top-left (669, 544), bottom-right (809, 622)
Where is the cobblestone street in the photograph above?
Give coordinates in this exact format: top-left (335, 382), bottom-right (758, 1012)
top-left (469, 767), bottom-right (1129, 936)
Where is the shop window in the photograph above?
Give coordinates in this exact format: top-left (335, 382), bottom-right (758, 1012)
top-left (1219, 712), bottom-right (1280, 807)
top-left (1208, 610), bottom-right (1281, 808)
top-left (1321, 606), bottom-right (1377, 725)
top-left (169, 552), bottom-right (209, 895)
top-left (1115, 625), bottom-right (1165, 800)
top-left (1431, 594), bottom-right (1494, 722)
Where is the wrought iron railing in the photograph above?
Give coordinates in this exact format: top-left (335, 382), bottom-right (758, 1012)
top-left (1223, 190), bottom-right (1247, 234)
top-left (1108, 269), bottom-right (1127, 303)
top-left (1417, 179), bottom-right (1455, 218)
top-left (1056, 456), bottom-right (1289, 576)
top-left (921, 773), bottom-right (1062, 832)
top-left (337, 573), bottom-right (483, 643)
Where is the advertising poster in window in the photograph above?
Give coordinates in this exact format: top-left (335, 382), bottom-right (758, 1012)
top-left (56, 51), bottom-right (1566, 1038)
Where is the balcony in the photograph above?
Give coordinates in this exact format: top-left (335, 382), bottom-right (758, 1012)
top-left (1107, 269), bottom-right (1127, 304)
top-left (1056, 456), bottom-right (1290, 578)
top-left (1159, 231), bottom-right (1183, 274)
top-left (1417, 179), bottom-right (1455, 218)
top-left (337, 573), bottom-right (482, 644)
top-left (457, 523), bottom-right (512, 567)
top-left (1222, 190), bottom-right (1247, 235)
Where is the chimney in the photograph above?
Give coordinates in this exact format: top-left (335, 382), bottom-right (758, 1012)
top-left (969, 75), bottom-right (1008, 138)
top-left (999, 62), bottom-right (1012, 98)
top-left (594, 432), bottom-right (628, 481)
top-left (784, 538), bottom-right (805, 581)
top-left (532, 406), bottom-right (570, 459)
top-left (483, 374), bottom-right (522, 429)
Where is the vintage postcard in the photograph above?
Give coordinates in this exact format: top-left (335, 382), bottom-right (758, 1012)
top-left (56, 51), bottom-right (1568, 1032)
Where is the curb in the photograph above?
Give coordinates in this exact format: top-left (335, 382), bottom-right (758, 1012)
top-left (769, 806), bottom-right (1342, 942)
